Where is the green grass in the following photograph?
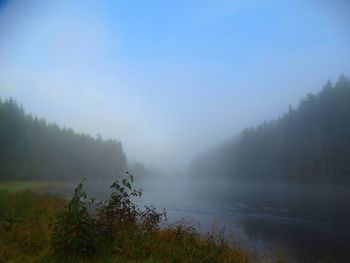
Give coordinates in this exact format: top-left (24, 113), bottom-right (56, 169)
top-left (0, 190), bottom-right (66, 262)
top-left (0, 181), bottom-right (71, 192)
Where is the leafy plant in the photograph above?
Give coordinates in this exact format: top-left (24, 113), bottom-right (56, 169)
top-left (50, 173), bottom-right (166, 260)
top-left (97, 172), bottom-right (142, 236)
top-left (139, 205), bottom-right (166, 234)
top-left (51, 179), bottom-right (99, 259)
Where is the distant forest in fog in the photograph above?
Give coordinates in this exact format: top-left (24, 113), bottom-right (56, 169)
top-left (191, 76), bottom-right (350, 184)
top-left (2, 76), bottom-right (350, 184)
top-left (0, 98), bottom-right (127, 181)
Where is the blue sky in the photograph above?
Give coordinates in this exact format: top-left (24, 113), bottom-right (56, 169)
top-left (0, 0), bottom-right (350, 172)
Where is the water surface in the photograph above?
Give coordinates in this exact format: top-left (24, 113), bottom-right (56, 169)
top-left (136, 177), bottom-right (350, 262)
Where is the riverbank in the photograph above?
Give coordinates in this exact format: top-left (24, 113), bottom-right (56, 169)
top-left (0, 183), bottom-right (261, 263)
top-left (0, 180), bottom-right (72, 193)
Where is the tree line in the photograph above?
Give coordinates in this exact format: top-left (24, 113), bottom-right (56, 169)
top-left (0, 98), bottom-right (127, 181)
top-left (191, 76), bottom-right (350, 184)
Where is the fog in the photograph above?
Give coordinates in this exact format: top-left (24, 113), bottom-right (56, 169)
top-left (1, 2), bottom-right (350, 261)
top-left (1, 0), bottom-right (350, 173)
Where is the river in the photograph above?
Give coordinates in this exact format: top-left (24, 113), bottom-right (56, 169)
top-left (134, 177), bottom-right (350, 262)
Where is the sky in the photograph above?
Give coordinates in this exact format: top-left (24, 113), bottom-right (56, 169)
top-left (0, 0), bottom-right (350, 173)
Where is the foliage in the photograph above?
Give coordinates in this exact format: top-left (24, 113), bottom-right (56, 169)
top-left (0, 98), bottom-right (127, 182)
top-left (138, 205), bottom-right (166, 234)
top-left (51, 180), bottom-right (101, 260)
top-left (191, 75), bottom-right (350, 184)
top-left (97, 173), bottom-right (142, 240)
top-left (51, 174), bottom-right (166, 261)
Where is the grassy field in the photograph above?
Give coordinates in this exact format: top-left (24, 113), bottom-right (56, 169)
top-left (0, 181), bottom-right (71, 193)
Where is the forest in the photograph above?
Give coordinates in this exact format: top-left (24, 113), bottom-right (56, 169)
top-left (0, 98), bottom-right (127, 182)
top-left (191, 75), bottom-right (350, 184)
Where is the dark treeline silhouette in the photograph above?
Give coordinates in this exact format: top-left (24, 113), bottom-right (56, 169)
top-left (129, 161), bottom-right (162, 180)
top-left (191, 76), bottom-right (350, 184)
top-left (0, 98), bottom-right (127, 181)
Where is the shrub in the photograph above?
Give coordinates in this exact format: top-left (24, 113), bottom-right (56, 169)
top-left (96, 173), bottom-right (142, 239)
top-left (139, 205), bottom-right (166, 234)
top-left (51, 180), bottom-right (100, 260)
top-left (51, 173), bottom-right (166, 260)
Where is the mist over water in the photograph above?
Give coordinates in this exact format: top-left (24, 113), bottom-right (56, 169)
top-left (135, 178), bottom-right (350, 262)
top-left (1, 1), bottom-right (350, 262)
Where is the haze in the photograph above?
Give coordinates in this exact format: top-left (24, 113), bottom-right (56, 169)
top-left (1, 0), bottom-right (350, 172)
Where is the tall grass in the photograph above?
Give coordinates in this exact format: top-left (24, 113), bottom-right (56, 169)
top-left (0, 190), bottom-right (66, 262)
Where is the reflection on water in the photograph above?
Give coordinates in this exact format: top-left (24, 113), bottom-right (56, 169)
top-left (134, 177), bottom-right (350, 262)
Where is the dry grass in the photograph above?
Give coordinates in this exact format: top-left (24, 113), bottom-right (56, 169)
top-left (0, 190), bottom-right (66, 262)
